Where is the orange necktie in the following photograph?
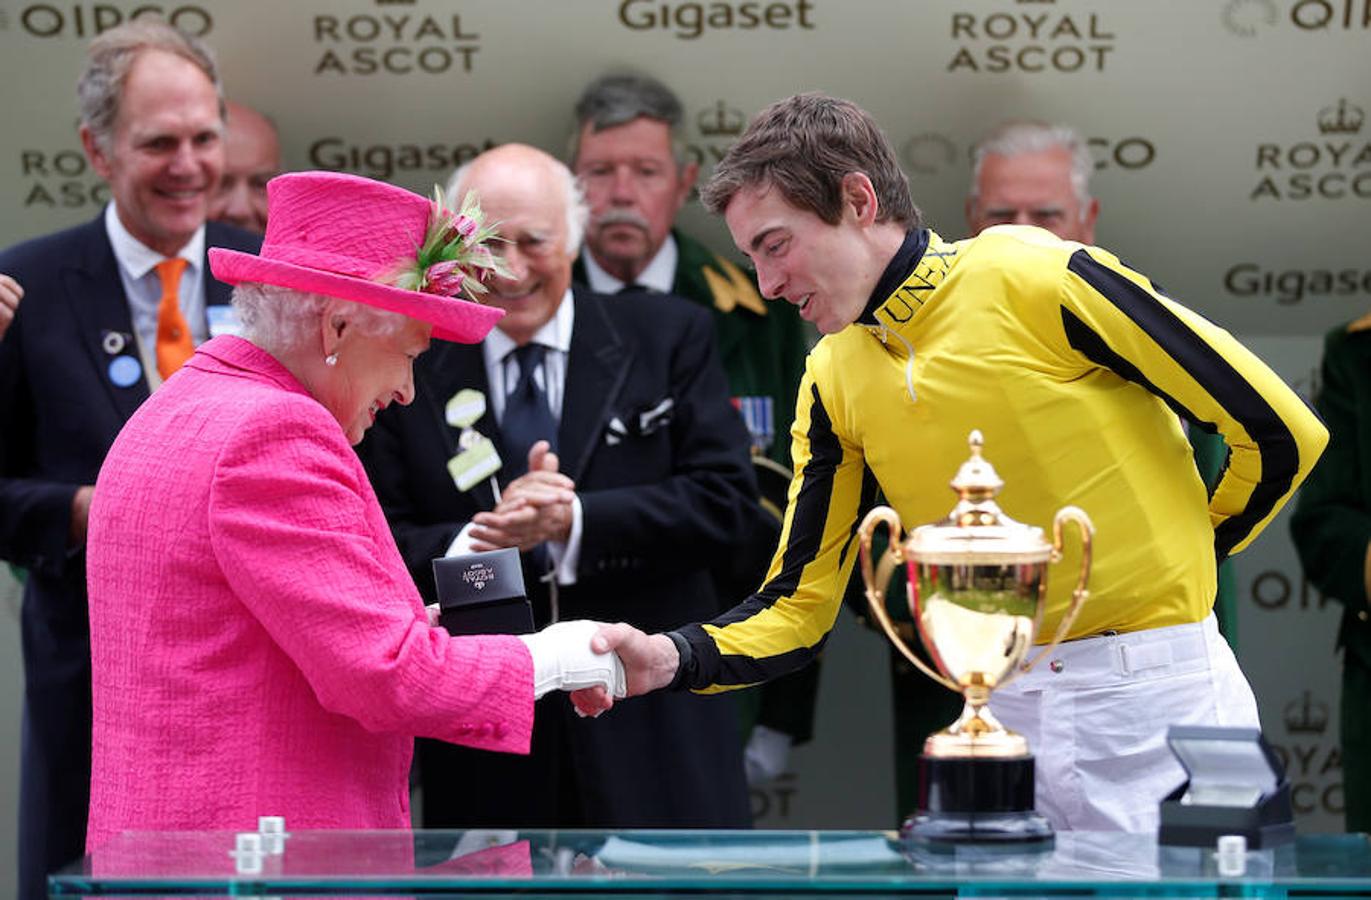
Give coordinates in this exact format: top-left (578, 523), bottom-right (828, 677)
top-left (154, 257), bottom-right (193, 379)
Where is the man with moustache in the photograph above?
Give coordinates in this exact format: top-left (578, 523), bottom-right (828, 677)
top-left (570, 73), bottom-right (809, 469)
top-left (359, 144), bottom-right (754, 828)
top-left (208, 100), bottom-right (281, 234)
top-left (570, 72), bottom-right (818, 786)
top-left (0, 20), bottom-right (258, 897)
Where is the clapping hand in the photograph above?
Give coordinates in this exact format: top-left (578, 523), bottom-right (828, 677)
top-left (470, 441), bottom-right (575, 551)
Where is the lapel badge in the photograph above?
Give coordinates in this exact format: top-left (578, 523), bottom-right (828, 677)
top-left (448, 435), bottom-right (501, 492)
top-left (446, 388), bottom-right (501, 491)
top-left (108, 355), bottom-right (142, 388)
top-left (101, 329), bottom-right (130, 356)
top-left (446, 387), bottom-right (486, 429)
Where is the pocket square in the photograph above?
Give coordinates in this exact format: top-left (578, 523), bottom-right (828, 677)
top-left (636, 397), bottom-right (675, 435)
top-left (605, 416), bottom-right (629, 446)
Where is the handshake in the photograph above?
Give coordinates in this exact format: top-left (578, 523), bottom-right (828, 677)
top-left (516, 620), bottom-right (683, 717)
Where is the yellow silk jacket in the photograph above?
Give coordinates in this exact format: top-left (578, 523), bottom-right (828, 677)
top-left (674, 226), bottom-right (1327, 693)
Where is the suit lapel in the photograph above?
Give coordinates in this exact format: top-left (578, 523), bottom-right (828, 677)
top-left (64, 218), bottom-right (149, 421)
top-left (419, 339), bottom-right (498, 510)
top-left (559, 290), bottom-right (632, 482)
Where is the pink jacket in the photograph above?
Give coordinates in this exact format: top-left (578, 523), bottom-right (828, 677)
top-left (85, 336), bottom-right (534, 849)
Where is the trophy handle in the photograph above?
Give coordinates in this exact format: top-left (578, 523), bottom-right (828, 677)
top-left (1019, 505), bottom-right (1095, 674)
top-left (858, 507), bottom-right (960, 693)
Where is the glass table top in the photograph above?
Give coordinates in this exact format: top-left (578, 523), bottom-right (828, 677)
top-left (51, 828), bottom-right (1371, 897)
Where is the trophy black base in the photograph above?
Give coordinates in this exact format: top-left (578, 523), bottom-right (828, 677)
top-left (902, 754), bottom-right (1054, 849)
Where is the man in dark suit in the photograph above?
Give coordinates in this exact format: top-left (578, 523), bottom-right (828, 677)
top-left (359, 143), bottom-right (754, 828)
top-left (0, 19), bottom-right (259, 898)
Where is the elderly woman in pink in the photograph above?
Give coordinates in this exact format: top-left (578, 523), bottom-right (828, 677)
top-left (84, 171), bottom-right (621, 849)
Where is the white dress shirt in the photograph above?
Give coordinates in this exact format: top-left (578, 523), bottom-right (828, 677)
top-left (580, 234), bottom-right (679, 295)
top-left (103, 203), bottom-right (208, 391)
top-left (448, 289), bottom-right (584, 588)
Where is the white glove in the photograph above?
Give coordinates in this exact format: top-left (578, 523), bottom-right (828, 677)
top-left (518, 620), bottom-right (626, 700)
top-left (744, 724), bottom-right (793, 786)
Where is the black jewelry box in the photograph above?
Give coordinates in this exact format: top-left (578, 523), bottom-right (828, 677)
top-left (1157, 725), bottom-right (1296, 849)
top-left (432, 548), bottom-right (534, 636)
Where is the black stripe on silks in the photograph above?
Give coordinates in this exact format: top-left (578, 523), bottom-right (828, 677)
top-left (1061, 308), bottom-right (1208, 426)
top-left (837, 464), bottom-right (882, 573)
top-left (676, 623), bottom-right (717, 689)
top-left (679, 620), bottom-right (830, 690)
top-left (1063, 307), bottom-right (1228, 498)
top-left (1065, 250), bottom-right (1300, 559)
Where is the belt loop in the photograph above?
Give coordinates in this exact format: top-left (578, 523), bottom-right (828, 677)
top-left (1117, 642), bottom-right (1132, 677)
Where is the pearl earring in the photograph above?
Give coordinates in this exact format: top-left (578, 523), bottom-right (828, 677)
top-left (324, 353), bottom-right (338, 367)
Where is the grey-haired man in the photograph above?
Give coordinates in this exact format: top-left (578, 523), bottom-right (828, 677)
top-left (570, 73), bottom-right (820, 788)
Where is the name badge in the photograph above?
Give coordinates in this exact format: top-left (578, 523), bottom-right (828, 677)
top-left (448, 432), bottom-right (501, 491)
top-left (108, 355), bottom-right (142, 388)
top-left (446, 388), bottom-right (486, 428)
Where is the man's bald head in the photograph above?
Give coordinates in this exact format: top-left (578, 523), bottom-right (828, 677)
top-left (449, 144), bottom-right (587, 252)
top-left (446, 144), bottom-right (589, 345)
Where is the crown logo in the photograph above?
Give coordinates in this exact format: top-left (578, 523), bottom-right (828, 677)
top-left (1283, 690), bottom-right (1329, 735)
top-left (698, 101), bottom-right (745, 138)
top-left (1318, 98), bottom-right (1364, 135)
top-left (462, 563), bottom-right (494, 590)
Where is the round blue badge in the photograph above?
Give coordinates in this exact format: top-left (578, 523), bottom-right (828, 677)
top-left (108, 355), bottom-right (142, 388)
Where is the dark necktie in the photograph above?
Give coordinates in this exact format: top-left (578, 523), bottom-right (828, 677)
top-left (499, 343), bottom-right (557, 484)
top-left (616, 282), bottom-right (653, 295)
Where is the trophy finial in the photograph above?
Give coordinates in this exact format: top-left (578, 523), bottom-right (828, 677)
top-left (951, 429), bottom-right (1004, 501)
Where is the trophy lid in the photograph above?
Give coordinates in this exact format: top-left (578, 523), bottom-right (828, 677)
top-left (905, 430), bottom-right (1053, 565)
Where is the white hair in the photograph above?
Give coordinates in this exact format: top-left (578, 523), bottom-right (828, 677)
top-left (231, 282), bottom-right (406, 356)
top-left (445, 157), bottom-right (589, 255)
top-left (969, 120), bottom-right (1094, 216)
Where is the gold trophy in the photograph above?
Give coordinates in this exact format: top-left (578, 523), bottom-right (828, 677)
top-left (859, 430), bottom-right (1093, 847)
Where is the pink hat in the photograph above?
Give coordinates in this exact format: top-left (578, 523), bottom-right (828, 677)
top-left (209, 171), bottom-right (505, 343)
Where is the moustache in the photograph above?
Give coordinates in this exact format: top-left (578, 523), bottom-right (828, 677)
top-left (593, 209), bottom-right (651, 232)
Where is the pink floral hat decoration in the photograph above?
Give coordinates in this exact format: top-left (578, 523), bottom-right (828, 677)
top-left (209, 171), bottom-right (510, 343)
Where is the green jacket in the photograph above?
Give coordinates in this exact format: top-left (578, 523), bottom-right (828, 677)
top-left (671, 230), bottom-right (810, 467)
top-left (1190, 428), bottom-right (1239, 648)
top-left (1291, 321), bottom-right (1371, 668)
